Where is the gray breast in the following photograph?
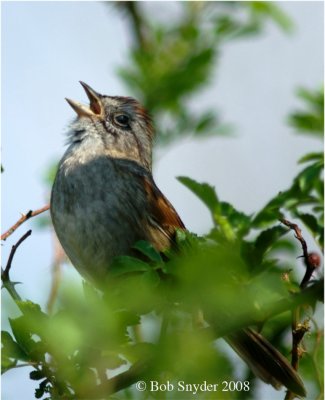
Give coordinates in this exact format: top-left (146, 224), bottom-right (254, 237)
top-left (51, 153), bottom-right (148, 281)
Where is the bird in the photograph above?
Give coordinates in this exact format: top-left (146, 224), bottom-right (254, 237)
top-left (50, 82), bottom-right (306, 397)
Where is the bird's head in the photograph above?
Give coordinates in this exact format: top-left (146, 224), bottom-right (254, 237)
top-left (66, 81), bottom-right (154, 170)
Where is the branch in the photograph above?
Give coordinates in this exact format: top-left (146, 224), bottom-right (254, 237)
top-left (75, 357), bottom-right (153, 398)
top-left (280, 217), bottom-right (322, 400)
top-left (1, 229), bottom-right (32, 301)
top-left (114, 2), bottom-right (148, 49)
top-left (1, 205), bottom-right (49, 241)
top-left (280, 218), bottom-right (320, 289)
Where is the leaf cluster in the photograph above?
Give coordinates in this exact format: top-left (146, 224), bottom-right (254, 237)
top-left (253, 152), bottom-right (324, 249)
top-left (115, 2), bottom-right (293, 146)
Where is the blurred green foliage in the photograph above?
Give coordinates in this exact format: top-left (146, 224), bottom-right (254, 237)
top-left (2, 170), bottom-right (323, 398)
top-left (253, 151), bottom-right (324, 248)
top-left (289, 87), bottom-right (324, 138)
top-left (2, 2), bottom-right (324, 400)
top-left (115, 1), bottom-right (293, 146)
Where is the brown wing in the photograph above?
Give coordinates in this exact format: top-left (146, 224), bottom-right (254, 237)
top-left (142, 176), bottom-right (186, 251)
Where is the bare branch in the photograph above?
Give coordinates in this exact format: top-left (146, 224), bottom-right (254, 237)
top-left (280, 217), bottom-right (322, 400)
top-left (1, 229), bottom-right (32, 301)
top-left (280, 217), bottom-right (320, 289)
top-left (1, 205), bottom-right (49, 241)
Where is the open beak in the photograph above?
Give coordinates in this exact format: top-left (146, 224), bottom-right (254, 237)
top-left (66, 81), bottom-right (103, 118)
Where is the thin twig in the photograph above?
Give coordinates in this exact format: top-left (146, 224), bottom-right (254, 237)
top-left (1, 204), bottom-right (49, 241)
top-left (280, 218), bottom-right (318, 289)
top-left (2, 230), bottom-right (32, 280)
top-left (280, 218), bottom-right (321, 400)
top-left (1, 229), bottom-right (32, 301)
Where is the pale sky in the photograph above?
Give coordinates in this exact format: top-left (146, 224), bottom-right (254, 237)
top-left (2, 2), bottom-right (323, 399)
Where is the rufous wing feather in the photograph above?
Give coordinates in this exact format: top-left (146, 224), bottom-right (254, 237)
top-left (142, 176), bottom-right (185, 251)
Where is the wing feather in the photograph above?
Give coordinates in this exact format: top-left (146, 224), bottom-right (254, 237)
top-left (142, 176), bottom-right (185, 251)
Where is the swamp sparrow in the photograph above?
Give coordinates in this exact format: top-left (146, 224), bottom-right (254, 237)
top-left (50, 82), bottom-right (306, 397)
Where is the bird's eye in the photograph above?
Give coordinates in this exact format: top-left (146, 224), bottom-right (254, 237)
top-left (114, 113), bottom-right (130, 127)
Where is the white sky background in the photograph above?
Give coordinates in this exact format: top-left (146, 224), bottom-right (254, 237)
top-left (1, 1), bottom-right (323, 399)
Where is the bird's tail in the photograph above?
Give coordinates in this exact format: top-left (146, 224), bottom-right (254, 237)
top-left (226, 328), bottom-right (306, 397)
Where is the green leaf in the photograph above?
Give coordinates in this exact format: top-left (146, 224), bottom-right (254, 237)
top-left (8, 304), bottom-right (47, 363)
top-left (17, 300), bottom-right (47, 319)
top-left (178, 176), bottom-right (251, 241)
top-left (294, 212), bottom-right (323, 241)
top-left (297, 212), bottom-right (321, 232)
top-left (173, 229), bottom-right (200, 252)
top-left (1, 355), bottom-right (17, 374)
top-left (296, 162), bottom-right (323, 192)
top-left (9, 317), bottom-right (35, 355)
top-left (252, 196), bottom-right (284, 227)
top-left (298, 152), bottom-right (323, 164)
top-left (290, 114), bottom-right (323, 136)
top-left (219, 201), bottom-right (251, 236)
top-left (254, 226), bottom-right (288, 263)
top-left (15, 300), bottom-right (49, 341)
top-left (178, 176), bottom-right (219, 214)
top-left (133, 240), bottom-right (163, 263)
top-left (141, 269), bottom-right (161, 287)
top-left (288, 87), bottom-right (324, 136)
top-left (194, 112), bottom-right (216, 133)
top-left (241, 226), bottom-right (289, 269)
top-left (253, 151), bottom-right (323, 225)
top-left (110, 256), bottom-right (151, 277)
top-left (250, 2), bottom-right (294, 32)
top-left (1, 330), bottom-right (28, 362)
